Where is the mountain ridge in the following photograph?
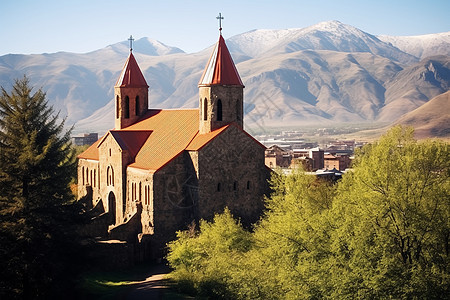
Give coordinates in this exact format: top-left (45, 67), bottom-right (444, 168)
top-left (0, 20), bottom-right (449, 135)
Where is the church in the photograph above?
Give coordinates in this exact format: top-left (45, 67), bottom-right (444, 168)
top-left (77, 27), bottom-right (271, 260)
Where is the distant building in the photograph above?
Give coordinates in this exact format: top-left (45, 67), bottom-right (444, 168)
top-left (72, 133), bottom-right (98, 146)
top-left (265, 145), bottom-right (292, 168)
top-left (324, 152), bottom-right (352, 171)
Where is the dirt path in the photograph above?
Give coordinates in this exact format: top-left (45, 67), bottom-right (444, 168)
top-left (121, 264), bottom-right (189, 300)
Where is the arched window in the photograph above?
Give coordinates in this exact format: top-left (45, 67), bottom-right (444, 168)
top-left (82, 167), bottom-right (85, 185)
top-left (86, 168), bottom-right (89, 185)
top-left (247, 181), bottom-right (251, 190)
top-left (217, 99), bottom-right (222, 121)
top-left (135, 96), bottom-right (140, 116)
top-left (116, 95), bottom-right (119, 119)
top-left (217, 182), bottom-right (221, 192)
top-left (203, 98), bottom-right (208, 121)
top-left (233, 181), bottom-right (238, 191)
top-left (93, 169), bottom-right (96, 187)
top-left (139, 182), bottom-right (142, 203)
top-left (107, 166), bottom-right (114, 186)
top-left (124, 96), bottom-right (130, 119)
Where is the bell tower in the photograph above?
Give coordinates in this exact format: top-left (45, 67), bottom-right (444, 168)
top-left (198, 15), bottom-right (244, 134)
top-left (115, 36), bottom-right (149, 130)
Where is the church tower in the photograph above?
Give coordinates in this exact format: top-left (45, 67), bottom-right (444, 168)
top-left (198, 20), bottom-right (244, 134)
top-left (115, 37), bottom-right (149, 130)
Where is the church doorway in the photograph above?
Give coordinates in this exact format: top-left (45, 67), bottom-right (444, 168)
top-left (108, 192), bottom-right (116, 225)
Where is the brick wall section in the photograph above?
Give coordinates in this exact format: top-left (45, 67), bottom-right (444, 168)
top-left (196, 125), bottom-right (269, 226)
top-left (115, 86), bottom-right (149, 130)
top-left (199, 85), bottom-right (243, 134)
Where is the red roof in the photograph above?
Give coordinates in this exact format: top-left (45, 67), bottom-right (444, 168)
top-left (198, 35), bottom-right (244, 87)
top-left (78, 110), bottom-right (265, 172)
top-left (98, 130), bottom-right (152, 158)
top-left (115, 52), bottom-right (149, 88)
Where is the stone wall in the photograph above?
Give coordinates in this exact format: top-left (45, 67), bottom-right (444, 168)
top-left (199, 85), bottom-right (243, 133)
top-left (98, 133), bottom-right (133, 224)
top-left (196, 125), bottom-right (270, 226)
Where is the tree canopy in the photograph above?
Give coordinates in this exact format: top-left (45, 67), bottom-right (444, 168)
top-left (167, 125), bottom-right (450, 299)
top-left (0, 76), bottom-right (82, 299)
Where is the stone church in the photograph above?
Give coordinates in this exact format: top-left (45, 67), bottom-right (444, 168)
top-left (77, 31), bottom-right (270, 261)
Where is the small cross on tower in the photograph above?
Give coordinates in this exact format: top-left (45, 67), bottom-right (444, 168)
top-left (128, 35), bottom-right (135, 52)
top-left (216, 13), bottom-right (224, 34)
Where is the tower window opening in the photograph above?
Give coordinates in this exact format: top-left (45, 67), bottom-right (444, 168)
top-left (233, 181), bottom-right (237, 191)
top-left (217, 99), bottom-right (222, 121)
top-left (217, 182), bottom-right (221, 192)
top-left (135, 96), bottom-right (140, 116)
top-left (124, 96), bottom-right (130, 119)
top-left (116, 96), bottom-right (119, 119)
top-left (247, 180), bottom-right (251, 189)
top-left (203, 98), bottom-right (208, 121)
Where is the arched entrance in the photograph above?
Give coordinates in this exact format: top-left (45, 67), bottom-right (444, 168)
top-left (108, 192), bottom-right (116, 225)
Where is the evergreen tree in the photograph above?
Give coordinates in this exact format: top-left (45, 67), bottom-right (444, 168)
top-left (0, 76), bottom-right (81, 299)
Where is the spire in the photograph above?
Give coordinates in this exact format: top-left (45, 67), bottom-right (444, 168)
top-left (115, 52), bottom-right (148, 88)
top-left (198, 35), bottom-right (244, 87)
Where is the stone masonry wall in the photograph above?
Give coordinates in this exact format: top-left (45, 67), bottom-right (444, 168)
top-left (196, 125), bottom-right (270, 226)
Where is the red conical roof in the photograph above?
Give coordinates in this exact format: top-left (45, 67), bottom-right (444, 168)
top-left (115, 51), bottom-right (149, 88)
top-left (198, 35), bottom-right (244, 87)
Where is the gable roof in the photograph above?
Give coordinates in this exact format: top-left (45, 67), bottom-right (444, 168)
top-left (78, 110), bottom-right (265, 173)
top-left (115, 52), bottom-right (149, 88)
top-left (98, 130), bottom-right (152, 158)
top-left (198, 35), bottom-right (244, 87)
top-left (124, 109), bottom-right (199, 171)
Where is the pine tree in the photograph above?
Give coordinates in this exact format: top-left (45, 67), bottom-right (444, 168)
top-left (0, 76), bottom-right (81, 299)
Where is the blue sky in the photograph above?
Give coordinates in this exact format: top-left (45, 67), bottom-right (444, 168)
top-left (1, 0), bottom-right (449, 55)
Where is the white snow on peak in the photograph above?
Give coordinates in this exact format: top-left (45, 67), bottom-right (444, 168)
top-left (378, 32), bottom-right (450, 59)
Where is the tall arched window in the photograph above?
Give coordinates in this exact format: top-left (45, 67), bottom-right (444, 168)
top-left (139, 182), bottom-right (142, 203)
top-left (107, 166), bottom-right (114, 186)
top-left (116, 96), bottom-right (120, 119)
top-left (203, 98), bottom-right (208, 121)
top-left (217, 99), bottom-right (223, 121)
top-left (82, 167), bottom-right (85, 185)
top-left (124, 96), bottom-right (130, 119)
top-left (135, 96), bottom-right (140, 116)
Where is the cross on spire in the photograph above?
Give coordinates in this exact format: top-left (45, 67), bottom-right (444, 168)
top-left (216, 13), bottom-right (224, 34)
top-left (128, 35), bottom-right (135, 52)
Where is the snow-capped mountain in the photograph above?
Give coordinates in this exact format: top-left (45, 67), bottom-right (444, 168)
top-left (0, 20), bottom-right (449, 135)
top-left (378, 32), bottom-right (450, 60)
top-left (227, 21), bottom-right (417, 64)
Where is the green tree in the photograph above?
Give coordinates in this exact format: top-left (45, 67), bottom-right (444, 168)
top-left (167, 208), bottom-right (253, 299)
top-left (330, 126), bottom-right (450, 299)
top-left (247, 168), bottom-right (336, 299)
top-left (0, 76), bottom-right (82, 299)
top-left (166, 126), bottom-right (449, 299)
